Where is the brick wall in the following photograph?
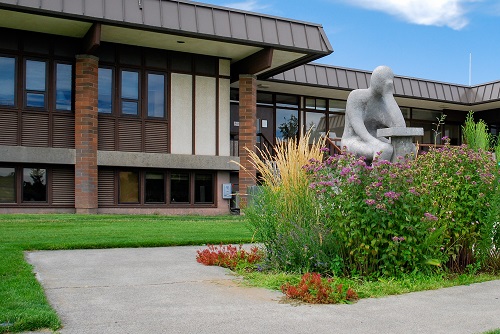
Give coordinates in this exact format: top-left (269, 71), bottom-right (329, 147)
top-left (238, 75), bottom-right (257, 206)
top-left (74, 55), bottom-right (99, 214)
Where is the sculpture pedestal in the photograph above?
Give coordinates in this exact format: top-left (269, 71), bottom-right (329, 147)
top-left (377, 127), bottom-right (423, 162)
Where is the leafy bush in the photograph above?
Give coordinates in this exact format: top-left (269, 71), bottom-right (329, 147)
top-left (281, 272), bottom-right (358, 304)
top-left (246, 132), bottom-right (499, 278)
top-left (196, 244), bottom-right (263, 270)
top-left (462, 111), bottom-right (492, 151)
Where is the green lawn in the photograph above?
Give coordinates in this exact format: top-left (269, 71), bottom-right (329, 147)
top-left (0, 214), bottom-right (253, 333)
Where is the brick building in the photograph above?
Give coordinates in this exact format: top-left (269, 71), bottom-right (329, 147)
top-left (0, 0), bottom-right (499, 214)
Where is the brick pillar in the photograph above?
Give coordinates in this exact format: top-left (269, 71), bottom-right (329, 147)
top-left (74, 54), bottom-right (99, 214)
top-left (238, 74), bottom-right (257, 206)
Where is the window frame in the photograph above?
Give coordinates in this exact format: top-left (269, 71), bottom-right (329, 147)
top-left (54, 61), bottom-right (73, 112)
top-left (24, 58), bottom-right (48, 110)
top-left (119, 69), bottom-right (141, 117)
top-left (146, 71), bottom-right (167, 119)
top-left (0, 55), bottom-right (17, 108)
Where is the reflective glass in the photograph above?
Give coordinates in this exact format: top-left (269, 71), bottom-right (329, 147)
top-left (122, 101), bottom-right (138, 115)
top-left (305, 111), bottom-right (327, 143)
top-left (22, 168), bottom-right (47, 202)
top-left (0, 167), bottom-right (15, 203)
top-left (145, 172), bottom-right (165, 203)
top-left (195, 173), bottom-right (213, 203)
top-left (170, 173), bottom-right (189, 203)
top-left (55, 63), bottom-right (72, 110)
top-left (328, 99), bottom-right (346, 113)
top-left (26, 60), bottom-right (46, 91)
top-left (98, 68), bottom-right (113, 113)
top-left (276, 109), bottom-right (298, 140)
top-left (26, 93), bottom-right (45, 108)
top-left (26, 60), bottom-right (46, 107)
top-left (147, 74), bottom-right (165, 118)
top-left (0, 57), bottom-right (15, 106)
top-left (119, 171), bottom-right (139, 203)
top-left (121, 70), bottom-right (139, 99)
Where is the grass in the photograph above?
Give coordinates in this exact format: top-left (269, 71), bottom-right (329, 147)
top-left (236, 269), bottom-right (500, 300)
top-left (0, 214), bottom-right (252, 333)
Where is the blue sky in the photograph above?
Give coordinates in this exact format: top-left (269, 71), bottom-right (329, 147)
top-left (205, 0), bottom-right (500, 86)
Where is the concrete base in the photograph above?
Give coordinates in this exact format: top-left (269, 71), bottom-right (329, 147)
top-left (377, 127), bottom-right (423, 162)
top-left (76, 208), bottom-right (99, 214)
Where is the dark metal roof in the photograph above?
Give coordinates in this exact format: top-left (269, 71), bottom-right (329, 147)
top-left (269, 63), bottom-right (500, 106)
top-left (0, 0), bottom-right (332, 54)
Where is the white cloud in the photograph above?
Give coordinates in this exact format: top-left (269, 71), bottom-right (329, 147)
top-left (222, 0), bottom-right (269, 12)
top-left (339, 0), bottom-right (478, 30)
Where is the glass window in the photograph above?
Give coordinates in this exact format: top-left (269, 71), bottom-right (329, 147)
top-left (55, 63), bottom-right (72, 111)
top-left (145, 172), bottom-right (165, 203)
top-left (26, 60), bottom-right (46, 108)
top-left (306, 98), bottom-right (326, 111)
top-left (170, 172), bottom-right (189, 203)
top-left (195, 173), bottom-right (213, 203)
top-left (98, 68), bottom-right (113, 113)
top-left (121, 70), bottom-right (139, 115)
top-left (0, 167), bottom-right (15, 203)
top-left (119, 171), bottom-right (139, 203)
top-left (328, 113), bottom-right (345, 138)
top-left (328, 100), bottom-right (346, 113)
top-left (305, 111), bottom-right (327, 143)
top-left (147, 73), bottom-right (165, 118)
top-left (0, 57), bottom-right (15, 106)
top-left (400, 107), bottom-right (410, 119)
top-left (257, 92), bottom-right (273, 106)
top-left (22, 168), bottom-right (47, 202)
top-left (412, 109), bottom-right (442, 122)
top-left (276, 109), bottom-right (298, 140)
top-left (276, 94), bottom-right (298, 108)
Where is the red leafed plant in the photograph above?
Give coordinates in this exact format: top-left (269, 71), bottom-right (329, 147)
top-left (196, 244), bottom-right (263, 270)
top-left (281, 272), bottom-right (358, 304)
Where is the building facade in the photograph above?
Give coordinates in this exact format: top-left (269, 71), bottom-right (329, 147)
top-left (0, 0), bottom-right (499, 214)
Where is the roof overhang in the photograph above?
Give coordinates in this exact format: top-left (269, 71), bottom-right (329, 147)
top-left (0, 0), bottom-right (333, 79)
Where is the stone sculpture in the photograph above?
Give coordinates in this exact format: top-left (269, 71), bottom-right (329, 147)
top-left (341, 65), bottom-right (422, 162)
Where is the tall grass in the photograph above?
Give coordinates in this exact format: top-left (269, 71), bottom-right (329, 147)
top-left (244, 131), bottom-right (337, 273)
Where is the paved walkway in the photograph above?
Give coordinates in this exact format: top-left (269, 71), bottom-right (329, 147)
top-left (26, 246), bottom-right (500, 334)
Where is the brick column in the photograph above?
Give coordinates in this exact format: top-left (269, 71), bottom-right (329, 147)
top-left (74, 54), bottom-right (99, 214)
top-left (238, 74), bottom-right (257, 206)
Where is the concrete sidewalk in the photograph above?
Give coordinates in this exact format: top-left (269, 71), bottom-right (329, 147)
top-left (26, 246), bottom-right (500, 334)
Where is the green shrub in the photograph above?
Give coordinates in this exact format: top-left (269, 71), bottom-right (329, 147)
top-left (462, 111), bottom-right (492, 151)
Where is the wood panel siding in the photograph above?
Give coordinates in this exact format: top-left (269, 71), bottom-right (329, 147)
top-left (0, 110), bottom-right (18, 146)
top-left (118, 119), bottom-right (142, 152)
top-left (22, 112), bottom-right (49, 147)
top-left (98, 117), bottom-right (115, 151)
top-left (98, 169), bottom-right (115, 206)
top-left (52, 114), bottom-right (75, 148)
top-left (145, 121), bottom-right (168, 153)
top-left (51, 167), bottom-right (75, 206)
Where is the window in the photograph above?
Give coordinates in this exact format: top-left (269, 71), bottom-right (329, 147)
top-left (145, 172), bottom-right (165, 203)
top-left (55, 63), bottom-right (72, 111)
top-left (305, 111), bottom-right (327, 143)
top-left (276, 109), bottom-right (298, 140)
top-left (170, 172), bottom-right (189, 203)
top-left (121, 70), bottom-right (139, 115)
top-left (0, 167), bottom-right (15, 203)
top-left (0, 56), bottom-right (15, 106)
top-left (22, 168), bottom-right (47, 202)
top-left (25, 60), bottom-right (47, 108)
top-left (119, 171), bottom-right (139, 203)
top-left (98, 68), bottom-right (113, 113)
top-left (147, 73), bottom-right (165, 118)
top-left (195, 173), bottom-right (213, 203)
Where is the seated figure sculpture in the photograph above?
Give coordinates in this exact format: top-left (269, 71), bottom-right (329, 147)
top-left (341, 65), bottom-right (406, 162)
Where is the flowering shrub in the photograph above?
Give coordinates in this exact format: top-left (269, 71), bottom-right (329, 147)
top-left (306, 139), bottom-right (500, 276)
top-left (196, 244), bottom-right (263, 270)
top-left (281, 273), bottom-right (358, 304)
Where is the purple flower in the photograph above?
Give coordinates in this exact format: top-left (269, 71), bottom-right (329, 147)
top-left (365, 199), bottom-right (376, 206)
top-left (320, 147), bottom-right (330, 152)
top-left (423, 212), bottom-right (438, 221)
